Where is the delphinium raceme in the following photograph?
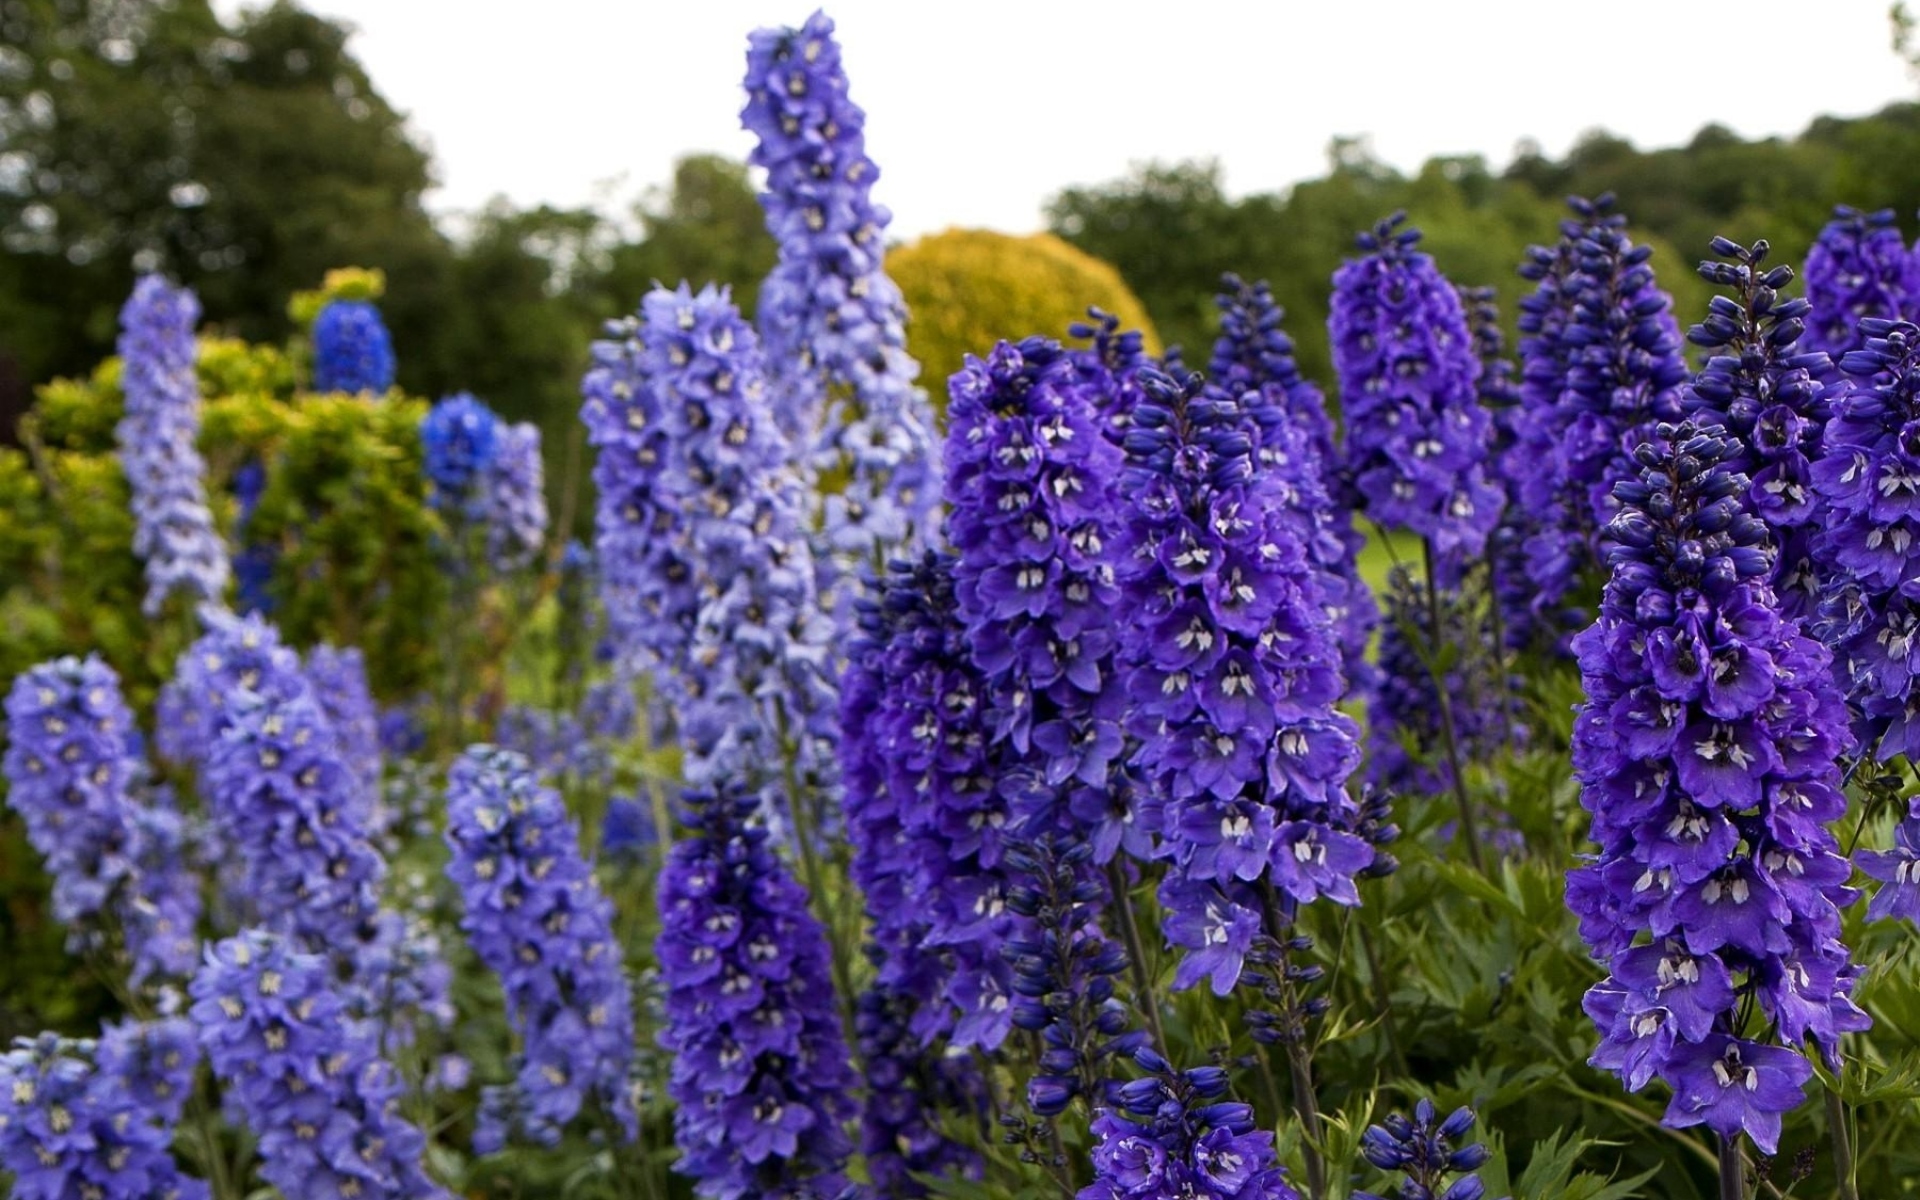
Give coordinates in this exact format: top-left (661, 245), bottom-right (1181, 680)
top-left (3, 655), bottom-right (204, 984)
top-left (1460, 283), bottom-right (1537, 652)
top-left (741, 10), bottom-right (943, 566)
top-left (155, 608), bottom-right (309, 773)
top-left (1569, 424), bottom-right (1867, 1177)
top-left (1080, 1049), bottom-right (1299, 1200)
top-left (191, 929), bottom-right (451, 1200)
top-left (1212, 275), bottom-right (1376, 698)
top-left (443, 747), bottom-right (636, 1149)
top-left (481, 420), bottom-right (548, 572)
top-left (116, 275), bottom-right (230, 616)
top-left (1354, 1098), bottom-right (1503, 1200)
top-left (855, 979), bottom-right (985, 1196)
top-left (1809, 319), bottom-right (1920, 758)
top-left (1113, 367), bottom-right (1376, 1199)
top-left (1330, 214), bottom-right (1503, 579)
top-left (1679, 238), bottom-right (1833, 621)
top-left (1067, 306), bottom-right (1159, 442)
top-left (311, 297), bottom-right (397, 395)
top-left (1800, 206), bottom-right (1915, 370)
top-left (655, 782), bottom-right (857, 1200)
top-left (0, 1022), bottom-right (207, 1200)
top-left (305, 642), bottom-right (384, 831)
top-left (232, 459), bottom-right (276, 615)
top-left (420, 392), bottom-right (502, 526)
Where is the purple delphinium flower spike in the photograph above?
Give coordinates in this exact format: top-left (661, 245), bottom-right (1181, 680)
top-left (1080, 1049), bottom-right (1299, 1200)
top-left (0, 1023), bottom-right (208, 1200)
top-left (1857, 798), bottom-right (1920, 925)
top-left (656, 784), bottom-right (857, 1200)
top-left (443, 747), bottom-right (637, 1148)
top-left (190, 930), bottom-right (452, 1200)
top-left (1810, 320), bottom-right (1920, 758)
top-left (1680, 237), bottom-right (1834, 621)
top-left (116, 275), bottom-right (229, 615)
top-left (1568, 423), bottom-right (1866, 1155)
top-left (420, 392), bottom-right (502, 517)
top-left (481, 421), bottom-right (548, 571)
top-left (585, 284), bottom-right (840, 834)
top-left (155, 608), bottom-right (308, 770)
top-left (742, 10), bottom-right (942, 561)
top-left (305, 642), bottom-right (383, 830)
top-left (854, 979), bottom-right (986, 1197)
top-left (232, 458), bottom-right (276, 615)
top-left (1211, 276), bottom-right (1377, 696)
top-left (3, 656), bottom-right (204, 983)
top-left (311, 298), bottom-right (397, 396)
top-left (1113, 368), bottom-right (1369, 997)
top-left (1801, 206), bottom-right (1915, 370)
top-left (1460, 284), bottom-right (1539, 652)
top-left (1331, 215), bottom-right (1503, 577)
top-left (841, 551), bottom-right (1017, 1049)
top-left (1513, 197), bottom-right (1689, 635)
top-left (1355, 1097), bottom-right (1504, 1200)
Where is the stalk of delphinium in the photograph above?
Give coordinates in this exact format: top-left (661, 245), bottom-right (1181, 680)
top-left (232, 459), bottom-right (276, 615)
top-left (1066, 307), bottom-right (1157, 441)
top-left (841, 551), bottom-right (1018, 1049)
top-left (1080, 1049), bottom-right (1299, 1200)
top-left (655, 783), bottom-right (858, 1200)
top-left (480, 420), bottom-right (548, 572)
top-left (1800, 206), bottom-right (1914, 371)
top-left (3, 655), bottom-right (204, 985)
top-left (116, 275), bottom-right (230, 616)
top-left (1113, 367), bottom-right (1375, 1199)
top-left (419, 391), bottom-right (501, 534)
top-left (1212, 275), bottom-right (1377, 699)
top-left (1569, 424), bottom-right (1867, 1177)
top-left (741, 10), bottom-right (943, 565)
top-left (442, 747), bottom-right (637, 1149)
top-left (0, 1022), bottom-right (207, 1200)
top-left (190, 930), bottom-right (452, 1200)
top-left (854, 978), bottom-right (986, 1196)
top-left (1459, 283), bottom-right (1535, 654)
top-left (305, 642), bottom-right (384, 830)
top-left (311, 297), bottom-right (397, 396)
top-left (1354, 1098), bottom-right (1503, 1200)
top-left (1809, 319), bottom-right (1920, 759)
top-left (1679, 238), bottom-right (1833, 622)
top-left (154, 608), bottom-right (309, 772)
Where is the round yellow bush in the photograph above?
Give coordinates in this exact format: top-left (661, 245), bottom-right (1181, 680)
top-left (887, 229), bottom-right (1160, 413)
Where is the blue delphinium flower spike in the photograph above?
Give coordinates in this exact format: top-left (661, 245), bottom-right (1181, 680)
top-left (311, 298), bottom-right (397, 396)
top-left (1801, 206), bottom-right (1915, 370)
top-left (1355, 1097), bottom-right (1505, 1200)
top-left (1080, 1049), bottom-right (1300, 1200)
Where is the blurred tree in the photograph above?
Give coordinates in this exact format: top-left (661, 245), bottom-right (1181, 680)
top-left (593, 153), bottom-right (776, 319)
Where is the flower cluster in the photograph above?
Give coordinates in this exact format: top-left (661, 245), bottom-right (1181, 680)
top-left (443, 747), bottom-right (636, 1147)
top-left (420, 392), bottom-right (501, 513)
top-left (656, 784), bottom-right (857, 1200)
top-left (1080, 1051), bottom-right (1299, 1200)
top-left (854, 980), bottom-right (984, 1197)
top-left (116, 275), bottom-right (229, 615)
top-left (155, 608), bottom-right (310, 770)
top-left (232, 458), bottom-right (277, 615)
top-left (0, 1022), bottom-right (206, 1200)
top-left (305, 642), bottom-right (383, 830)
top-left (190, 930), bottom-right (451, 1200)
top-left (1113, 368), bottom-right (1368, 996)
top-left (1513, 197), bottom-right (1689, 628)
top-left (584, 285), bottom-right (840, 830)
top-left (311, 298), bottom-right (397, 396)
top-left (1212, 275), bottom-right (1376, 694)
top-left (1355, 1098), bottom-right (1502, 1200)
top-left (841, 551), bottom-right (1016, 1049)
top-left (1331, 215), bottom-right (1502, 570)
top-left (742, 10), bottom-right (942, 558)
top-left (1859, 797), bottom-right (1920, 926)
top-left (1810, 319), bottom-right (1920, 758)
top-left (3, 656), bottom-right (203, 983)
top-left (480, 420), bottom-right (548, 571)
top-left (1800, 206), bottom-right (1916, 367)
top-left (1459, 284), bottom-right (1536, 650)
top-left (1569, 424), bottom-right (1866, 1154)
top-left (1680, 237), bottom-right (1832, 619)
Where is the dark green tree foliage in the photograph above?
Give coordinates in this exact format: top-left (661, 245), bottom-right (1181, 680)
top-left (592, 153), bottom-right (777, 319)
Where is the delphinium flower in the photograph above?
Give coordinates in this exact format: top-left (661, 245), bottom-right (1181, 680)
top-left (443, 747), bottom-right (636, 1148)
top-left (600, 793), bottom-right (659, 865)
top-left (0, 1024), bottom-right (208, 1200)
top-left (741, 10), bottom-right (943, 562)
top-left (311, 298), bottom-right (397, 395)
top-left (1459, 284), bottom-right (1537, 652)
top-left (1067, 306), bottom-right (1159, 442)
top-left (494, 705), bottom-right (611, 788)
top-left (232, 458), bottom-right (276, 615)
top-left (1810, 320), bottom-right (1920, 758)
top-left (1354, 1098), bottom-right (1503, 1200)
top-left (1211, 275), bottom-right (1377, 696)
top-left (420, 392), bottom-right (502, 519)
top-left (840, 550), bottom-right (1020, 1051)
top-left (481, 421), bottom-right (548, 571)
top-left (305, 642), bottom-right (383, 829)
top-left (1569, 423), bottom-right (1866, 1156)
top-left (3, 655), bottom-right (205, 984)
top-left (190, 930), bottom-right (452, 1200)
top-left (154, 608), bottom-right (309, 771)
top-left (116, 275), bottom-right (229, 616)
top-left (1367, 567), bottom-right (1519, 805)
top-left (1513, 197), bottom-right (1689, 633)
top-left (1857, 797), bottom-right (1920, 925)
top-left (1680, 238), bottom-right (1834, 622)
top-left (1330, 214), bottom-right (1503, 577)
top-left (854, 979), bottom-right (985, 1197)
top-left (655, 783), bottom-right (857, 1200)
top-left (1800, 206), bottom-right (1914, 369)
top-left (1080, 1049), bottom-right (1299, 1200)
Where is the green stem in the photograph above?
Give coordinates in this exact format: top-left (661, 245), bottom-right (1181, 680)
top-left (774, 704), bottom-right (857, 1041)
top-left (1357, 923), bottom-right (1409, 1077)
top-left (1718, 1133), bottom-right (1746, 1200)
top-left (1421, 538), bottom-right (1487, 874)
top-left (1105, 860), bottom-right (1169, 1055)
top-left (1255, 883), bottom-right (1325, 1200)
top-left (1825, 1085), bottom-right (1859, 1200)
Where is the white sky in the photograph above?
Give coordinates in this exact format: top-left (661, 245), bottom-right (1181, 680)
top-left (215, 0), bottom-right (1918, 240)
